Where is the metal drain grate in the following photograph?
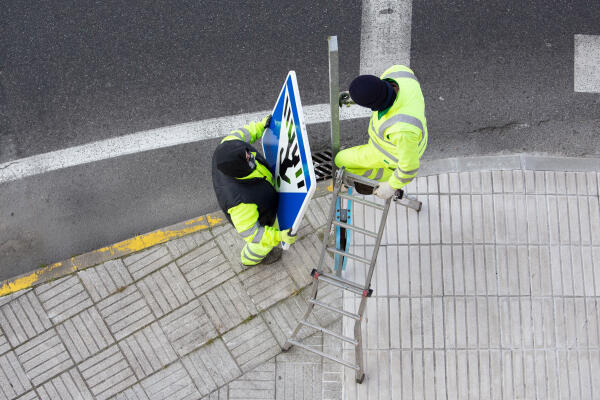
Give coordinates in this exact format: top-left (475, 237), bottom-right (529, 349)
top-left (312, 150), bottom-right (333, 181)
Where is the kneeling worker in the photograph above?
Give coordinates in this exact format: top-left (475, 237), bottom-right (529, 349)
top-left (336, 65), bottom-right (427, 199)
top-left (212, 115), bottom-right (297, 266)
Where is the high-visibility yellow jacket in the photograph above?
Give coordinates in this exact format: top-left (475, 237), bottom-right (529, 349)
top-left (368, 65), bottom-right (428, 189)
top-left (217, 118), bottom-right (284, 248)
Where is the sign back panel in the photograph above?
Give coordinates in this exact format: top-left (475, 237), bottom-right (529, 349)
top-left (262, 71), bottom-right (316, 248)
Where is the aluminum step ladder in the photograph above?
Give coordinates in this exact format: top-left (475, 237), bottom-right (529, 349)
top-left (283, 167), bottom-right (421, 383)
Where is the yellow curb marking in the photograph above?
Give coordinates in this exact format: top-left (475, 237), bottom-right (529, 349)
top-left (0, 214), bottom-right (225, 297)
top-left (0, 262), bottom-right (63, 297)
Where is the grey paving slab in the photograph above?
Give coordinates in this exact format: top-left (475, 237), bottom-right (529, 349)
top-left (136, 262), bottom-right (194, 318)
top-left (282, 233), bottom-right (331, 288)
top-left (78, 344), bottom-right (137, 400)
top-left (238, 260), bottom-right (298, 312)
top-left (322, 320), bottom-right (343, 400)
top-left (0, 290), bottom-right (51, 348)
top-left (166, 229), bottom-right (213, 259)
top-left (214, 225), bottom-right (246, 274)
top-left (0, 328), bottom-right (10, 356)
top-left (261, 293), bottom-right (317, 348)
top-left (199, 277), bottom-right (257, 334)
top-left (0, 351), bottom-right (32, 400)
top-left (14, 329), bottom-right (73, 386)
top-left (34, 275), bottom-right (93, 324)
top-left (112, 384), bottom-right (150, 400)
top-left (140, 361), bottom-right (200, 400)
top-left (55, 306), bottom-right (114, 363)
top-left (305, 195), bottom-right (331, 230)
top-left (182, 338), bottom-right (242, 398)
top-left (96, 285), bottom-right (154, 341)
top-left (123, 245), bottom-right (174, 280)
top-left (35, 368), bottom-right (92, 400)
top-left (78, 259), bottom-right (133, 302)
top-left (226, 360), bottom-right (276, 400)
top-left (201, 388), bottom-right (228, 400)
top-left (175, 240), bottom-right (236, 297)
top-left (159, 299), bottom-right (218, 357)
top-left (275, 336), bottom-right (323, 399)
top-left (13, 392), bottom-right (39, 400)
top-left (222, 316), bottom-right (280, 373)
top-left (119, 322), bottom-right (177, 380)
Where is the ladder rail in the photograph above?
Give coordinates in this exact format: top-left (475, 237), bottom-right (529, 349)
top-left (332, 220), bottom-right (378, 238)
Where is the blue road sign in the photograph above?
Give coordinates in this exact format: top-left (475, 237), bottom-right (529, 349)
top-left (262, 71), bottom-right (316, 247)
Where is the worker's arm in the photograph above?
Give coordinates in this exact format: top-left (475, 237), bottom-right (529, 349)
top-left (386, 130), bottom-right (420, 189)
top-left (222, 115), bottom-right (271, 144)
top-left (227, 203), bottom-right (284, 247)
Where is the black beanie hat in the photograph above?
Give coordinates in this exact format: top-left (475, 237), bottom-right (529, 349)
top-left (213, 140), bottom-right (253, 178)
top-left (349, 75), bottom-right (396, 111)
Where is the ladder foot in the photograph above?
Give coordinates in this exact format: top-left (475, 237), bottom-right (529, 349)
top-left (356, 373), bottom-right (365, 384)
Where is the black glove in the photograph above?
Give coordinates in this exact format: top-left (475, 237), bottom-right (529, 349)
top-left (262, 114), bottom-right (273, 129)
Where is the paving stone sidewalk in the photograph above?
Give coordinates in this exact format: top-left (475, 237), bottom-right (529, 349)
top-left (0, 155), bottom-right (599, 400)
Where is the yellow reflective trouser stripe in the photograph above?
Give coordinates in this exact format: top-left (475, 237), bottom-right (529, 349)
top-left (243, 246), bottom-right (265, 262)
top-left (240, 222), bottom-right (259, 238)
top-left (252, 227), bottom-right (265, 243)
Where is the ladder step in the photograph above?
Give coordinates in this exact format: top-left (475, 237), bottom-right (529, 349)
top-left (332, 220), bottom-right (378, 238)
top-left (317, 275), bottom-right (364, 296)
top-left (287, 339), bottom-right (360, 371)
top-left (326, 247), bottom-right (372, 265)
top-left (299, 320), bottom-right (358, 345)
top-left (308, 299), bottom-right (361, 320)
top-left (317, 271), bottom-right (364, 290)
top-left (338, 193), bottom-right (385, 210)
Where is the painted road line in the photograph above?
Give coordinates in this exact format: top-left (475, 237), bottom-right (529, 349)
top-left (360, 0), bottom-right (413, 76)
top-left (0, 104), bottom-right (370, 185)
top-left (574, 34), bottom-right (600, 92)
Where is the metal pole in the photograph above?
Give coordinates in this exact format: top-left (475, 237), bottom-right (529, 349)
top-left (328, 36), bottom-right (340, 177)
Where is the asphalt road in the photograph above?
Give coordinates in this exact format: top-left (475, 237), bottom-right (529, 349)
top-left (1, 1), bottom-right (599, 279)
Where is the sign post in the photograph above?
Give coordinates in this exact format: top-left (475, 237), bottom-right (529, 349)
top-left (262, 72), bottom-right (316, 249)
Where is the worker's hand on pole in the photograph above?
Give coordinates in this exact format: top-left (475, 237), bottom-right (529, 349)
top-left (262, 114), bottom-right (273, 131)
top-left (339, 91), bottom-right (354, 107)
top-left (374, 181), bottom-right (396, 200)
top-left (279, 229), bottom-right (297, 244)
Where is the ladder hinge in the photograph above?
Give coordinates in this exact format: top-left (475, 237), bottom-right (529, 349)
top-left (363, 288), bottom-right (373, 297)
top-left (311, 268), bottom-right (320, 278)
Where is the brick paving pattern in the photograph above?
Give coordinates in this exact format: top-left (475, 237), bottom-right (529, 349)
top-left (0, 161), bottom-right (597, 399)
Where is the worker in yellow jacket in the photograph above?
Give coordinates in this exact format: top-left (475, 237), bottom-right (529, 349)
top-left (335, 65), bottom-right (428, 199)
top-left (212, 115), bottom-right (297, 266)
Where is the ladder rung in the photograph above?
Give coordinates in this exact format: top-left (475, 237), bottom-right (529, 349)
top-left (287, 339), bottom-right (360, 370)
top-left (318, 271), bottom-right (364, 290)
top-left (338, 193), bottom-right (385, 210)
top-left (326, 247), bottom-right (372, 265)
top-left (299, 320), bottom-right (358, 345)
top-left (317, 275), bottom-right (364, 296)
top-left (332, 220), bottom-right (378, 238)
top-left (308, 299), bottom-right (361, 320)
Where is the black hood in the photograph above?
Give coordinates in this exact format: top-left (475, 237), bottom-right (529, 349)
top-left (213, 140), bottom-right (254, 178)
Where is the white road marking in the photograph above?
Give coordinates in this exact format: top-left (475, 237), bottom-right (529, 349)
top-left (574, 34), bottom-right (600, 92)
top-left (360, 0), bottom-right (413, 76)
top-left (0, 105), bottom-right (370, 185)
top-left (2, 0), bottom-right (415, 185)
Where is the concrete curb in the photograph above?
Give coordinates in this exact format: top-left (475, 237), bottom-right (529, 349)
top-left (0, 180), bottom-right (335, 298)
top-left (1, 153), bottom-right (598, 298)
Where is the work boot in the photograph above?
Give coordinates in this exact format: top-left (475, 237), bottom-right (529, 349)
top-left (354, 182), bottom-right (374, 195)
top-left (261, 247), bottom-right (283, 265)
